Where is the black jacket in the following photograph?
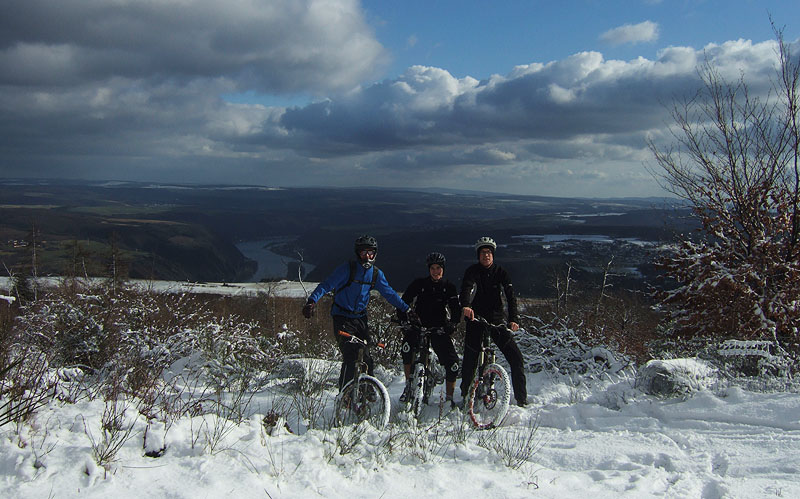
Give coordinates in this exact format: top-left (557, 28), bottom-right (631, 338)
top-left (402, 277), bottom-right (461, 328)
top-left (459, 263), bottom-right (518, 324)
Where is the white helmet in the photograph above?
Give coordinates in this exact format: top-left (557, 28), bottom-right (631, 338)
top-left (474, 236), bottom-right (496, 255)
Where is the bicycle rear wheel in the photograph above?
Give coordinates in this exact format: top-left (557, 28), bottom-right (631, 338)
top-left (466, 363), bottom-right (511, 429)
top-left (335, 375), bottom-right (391, 429)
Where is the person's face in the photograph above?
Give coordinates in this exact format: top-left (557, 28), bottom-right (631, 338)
top-left (429, 263), bottom-right (444, 281)
top-left (359, 248), bottom-right (376, 262)
top-left (478, 247), bottom-right (494, 267)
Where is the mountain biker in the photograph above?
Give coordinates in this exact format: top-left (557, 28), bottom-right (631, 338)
top-left (459, 236), bottom-right (528, 407)
top-left (398, 252), bottom-right (462, 408)
top-left (302, 235), bottom-right (416, 390)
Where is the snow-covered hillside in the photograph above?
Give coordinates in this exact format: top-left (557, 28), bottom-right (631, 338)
top-left (1, 279), bottom-right (798, 498)
top-left (1, 362), bottom-right (799, 498)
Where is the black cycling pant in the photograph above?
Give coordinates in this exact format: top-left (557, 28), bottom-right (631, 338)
top-left (333, 315), bottom-right (373, 390)
top-left (401, 327), bottom-right (460, 382)
top-left (460, 319), bottom-right (527, 403)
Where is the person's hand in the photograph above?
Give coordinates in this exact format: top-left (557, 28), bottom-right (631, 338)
top-left (396, 309), bottom-right (408, 322)
top-left (302, 301), bottom-right (315, 319)
top-left (462, 306), bottom-right (475, 321)
top-left (406, 309), bottom-right (421, 325)
top-left (508, 321), bottom-right (519, 332)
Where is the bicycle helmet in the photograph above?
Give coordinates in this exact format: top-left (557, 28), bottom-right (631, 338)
top-left (425, 252), bottom-right (446, 268)
top-left (474, 236), bottom-right (496, 256)
top-left (354, 235), bottom-right (378, 268)
top-left (354, 235), bottom-right (378, 252)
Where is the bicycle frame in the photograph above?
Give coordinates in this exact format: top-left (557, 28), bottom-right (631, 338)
top-left (469, 316), bottom-right (499, 384)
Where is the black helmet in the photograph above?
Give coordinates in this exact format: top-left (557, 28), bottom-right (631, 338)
top-left (354, 235), bottom-right (378, 252)
top-left (425, 252), bottom-right (446, 268)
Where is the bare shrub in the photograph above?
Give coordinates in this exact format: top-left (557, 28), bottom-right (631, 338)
top-left (201, 383), bottom-right (256, 454)
top-left (84, 377), bottom-right (138, 472)
top-left (477, 417), bottom-right (543, 470)
top-left (288, 359), bottom-right (337, 430)
top-left (525, 277), bottom-right (664, 364)
top-left (0, 348), bottom-right (56, 428)
top-left (323, 423), bottom-right (368, 462)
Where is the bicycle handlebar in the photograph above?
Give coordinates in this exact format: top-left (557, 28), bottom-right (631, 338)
top-left (472, 315), bottom-right (512, 331)
top-left (400, 322), bottom-right (448, 335)
top-left (391, 316), bottom-right (449, 335)
top-left (337, 330), bottom-right (386, 349)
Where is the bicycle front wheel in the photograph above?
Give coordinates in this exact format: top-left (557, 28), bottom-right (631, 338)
top-left (466, 363), bottom-right (511, 430)
top-left (335, 375), bottom-right (391, 429)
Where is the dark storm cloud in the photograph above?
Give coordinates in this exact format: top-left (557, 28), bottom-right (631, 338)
top-left (0, 0), bottom-right (386, 92)
top-left (0, 0), bottom-right (793, 197)
top-left (0, 0), bottom-right (386, 180)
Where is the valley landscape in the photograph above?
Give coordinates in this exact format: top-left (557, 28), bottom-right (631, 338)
top-left (0, 180), bottom-right (691, 298)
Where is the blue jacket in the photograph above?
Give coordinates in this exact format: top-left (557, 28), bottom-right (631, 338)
top-left (308, 261), bottom-right (410, 318)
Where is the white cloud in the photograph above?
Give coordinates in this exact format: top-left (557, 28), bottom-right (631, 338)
top-left (600, 21), bottom-right (660, 46)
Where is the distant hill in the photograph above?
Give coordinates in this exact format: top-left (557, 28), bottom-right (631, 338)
top-left (0, 179), bottom-right (693, 295)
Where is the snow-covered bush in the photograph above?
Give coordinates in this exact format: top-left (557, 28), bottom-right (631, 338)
top-left (649, 30), bottom-right (800, 351)
top-left (16, 288), bottom-right (110, 369)
top-left (195, 316), bottom-right (279, 391)
top-left (517, 316), bottom-right (629, 378)
top-left (12, 281), bottom-right (292, 396)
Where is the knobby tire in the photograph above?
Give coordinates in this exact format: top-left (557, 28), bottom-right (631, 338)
top-left (466, 363), bottom-right (511, 430)
top-left (335, 375), bottom-right (390, 429)
top-left (409, 364), bottom-right (426, 418)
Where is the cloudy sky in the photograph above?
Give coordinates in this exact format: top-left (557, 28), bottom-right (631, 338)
top-left (2, 0), bottom-right (799, 198)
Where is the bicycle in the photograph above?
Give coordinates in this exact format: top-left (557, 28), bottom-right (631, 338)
top-left (333, 331), bottom-right (391, 429)
top-left (400, 322), bottom-right (447, 418)
top-left (464, 315), bottom-right (512, 430)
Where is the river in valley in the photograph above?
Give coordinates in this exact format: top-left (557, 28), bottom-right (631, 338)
top-left (236, 238), bottom-right (315, 283)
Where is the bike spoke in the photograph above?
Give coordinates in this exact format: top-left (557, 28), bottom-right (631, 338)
top-left (336, 376), bottom-right (390, 429)
top-left (467, 364), bottom-right (511, 429)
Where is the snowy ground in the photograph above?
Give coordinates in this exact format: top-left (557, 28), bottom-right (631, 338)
top-left (2, 278), bottom-right (799, 498)
top-left (0, 277), bottom-right (313, 299)
top-left (1, 362), bottom-right (799, 498)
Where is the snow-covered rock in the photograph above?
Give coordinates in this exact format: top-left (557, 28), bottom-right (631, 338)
top-left (636, 358), bottom-right (717, 397)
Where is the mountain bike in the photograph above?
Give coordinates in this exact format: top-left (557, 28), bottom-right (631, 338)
top-left (333, 331), bottom-right (391, 429)
top-left (464, 316), bottom-right (512, 430)
top-left (400, 322), bottom-right (447, 418)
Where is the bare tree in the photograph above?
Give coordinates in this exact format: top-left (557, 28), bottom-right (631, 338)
top-left (648, 24), bottom-right (800, 347)
top-left (549, 262), bottom-right (575, 317)
top-left (596, 257), bottom-right (617, 315)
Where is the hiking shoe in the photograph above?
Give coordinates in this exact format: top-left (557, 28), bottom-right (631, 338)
top-left (516, 398), bottom-right (528, 408)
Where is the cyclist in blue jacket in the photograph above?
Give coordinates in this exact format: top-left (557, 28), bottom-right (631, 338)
top-left (302, 235), bottom-right (415, 389)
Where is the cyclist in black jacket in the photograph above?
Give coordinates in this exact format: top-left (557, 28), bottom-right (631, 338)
top-left (399, 252), bottom-right (461, 407)
top-left (459, 237), bottom-right (528, 407)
